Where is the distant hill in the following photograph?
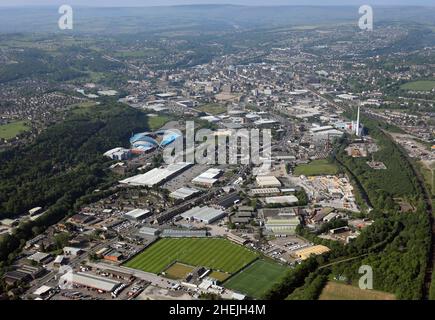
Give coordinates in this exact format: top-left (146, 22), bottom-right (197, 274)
top-left (0, 5), bottom-right (434, 34)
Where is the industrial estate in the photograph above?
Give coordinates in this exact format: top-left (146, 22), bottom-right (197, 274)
top-left (0, 4), bottom-right (435, 303)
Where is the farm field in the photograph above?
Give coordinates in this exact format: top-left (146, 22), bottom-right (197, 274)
top-left (0, 120), bottom-right (30, 140)
top-left (319, 281), bottom-right (396, 300)
top-left (223, 260), bottom-right (289, 299)
top-left (124, 238), bottom-right (259, 274)
top-left (293, 159), bottom-right (339, 176)
top-left (400, 80), bottom-right (435, 91)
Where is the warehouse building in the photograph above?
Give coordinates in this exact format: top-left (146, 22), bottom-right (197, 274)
top-left (104, 147), bottom-right (131, 161)
top-left (226, 233), bottom-right (249, 245)
top-left (120, 162), bottom-right (192, 187)
top-left (169, 187), bottom-right (200, 201)
top-left (256, 176), bottom-right (282, 188)
top-left (60, 272), bottom-right (121, 293)
top-left (27, 252), bottom-right (53, 265)
top-left (180, 206), bottom-right (226, 224)
top-left (265, 195), bottom-right (299, 205)
top-left (192, 168), bottom-right (222, 188)
top-left (251, 188), bottom-right (281, 195)
top-left (217, 192), bottom-right (241, 208)
top-left (161, 229), bottom-right (208, 238)
top-left (125, 209), bottom-right (151, 221)
top-left (265, 216), bottom-right (300, 235)
top-left (139, 226), bottom-right (160, 237)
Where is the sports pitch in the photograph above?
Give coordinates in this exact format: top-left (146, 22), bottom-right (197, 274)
top-left (124, 238), bottom-right (259, 274)
top-left (223, 260), bottom-right (289, 299)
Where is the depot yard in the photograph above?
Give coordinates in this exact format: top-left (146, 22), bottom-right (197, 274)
top-left (293, 159), bottom-right (339, 176)
top-left (223, 260), bottom-right (289, 299)
top-left (124, 238), bottom-right (259, 274)
top-left (319, 281), bottom-right (396, 300)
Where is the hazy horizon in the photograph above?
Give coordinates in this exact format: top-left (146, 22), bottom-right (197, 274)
top-left (1, 0), bottom-right (434, 8)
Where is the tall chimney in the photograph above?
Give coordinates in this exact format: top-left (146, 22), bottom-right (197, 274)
top-left (356, 106), bottom-right (360, 136)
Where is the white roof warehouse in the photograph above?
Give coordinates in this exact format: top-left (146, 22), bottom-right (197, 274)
top-left (60, 272), bottom-right (121, 293)
top-left (180, 206), bottom-right (226, 224)
top-left (120, 162), bottom-right (192, 187)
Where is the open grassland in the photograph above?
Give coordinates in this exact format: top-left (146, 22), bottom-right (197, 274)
top-left (293, 159), bottom-right (339, 176)
top-left (147, 115), bottom-right (170, 131)
top-left (164, 262), bottom-right (195, 280)
top-left (124, 238), bottom-right (259, 274)
top-left (319, 281), bottom-right (396, 300)
top-left (197, 103), bottom-right (227, 115)
top-left (209, 271), bottom-right (231, 282)
top-left (0, 121), bottom-right (30, 140)
top-left (223, 260), bottom-right (289, 299)
top-left (401, 80), bottom-right (435, 91)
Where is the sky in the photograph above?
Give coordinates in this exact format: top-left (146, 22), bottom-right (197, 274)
top-left (0, 0), bottom-right (434, 7)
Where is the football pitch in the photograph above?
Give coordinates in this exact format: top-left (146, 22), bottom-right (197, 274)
top-left (124, 238), bottom-right (259, 274)
top-left (223, 260), bottom-right (289, 299)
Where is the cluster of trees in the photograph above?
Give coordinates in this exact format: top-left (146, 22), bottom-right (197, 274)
top-left (266, 110), bottom-right (431, 300)
top-left (0, 102), bottom-right (150, 273)
top-left (262, 257), bottom-right (319, 300)
top-left (335, 116), bottom-right (421, 211)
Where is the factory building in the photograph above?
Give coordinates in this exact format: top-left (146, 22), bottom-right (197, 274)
top-left (139, 226), bottom-right (160, 237)
top-left (180, 206), bottom-right (226, 224)
top-left (192, 168), bottom-right (222, 188)
top-left (169, 187), bottom-right (200, 201)
top-left (120, 162), bottom-right (192, 187)
top-left (60, 272), bottom-right (121, 293)
top-left (124, 209), bottom-right (151, 221)
top-left (256, 176), bottom-right (282, 188)
top-left (161, 229), bottom-right (208, 238)
top-left (265, 195), bottom-right (299, 205)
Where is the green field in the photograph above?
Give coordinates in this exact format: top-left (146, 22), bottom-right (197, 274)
top-left (401, 80), bottom-right (435, 91)
top-left (124, 238), bottom-right (259, 274)
top-left (319, 281), bottom-right (395, 300)
top-left (0, 121), bottom-right (31, 140)
top-left (70, 101), bottom-right (99, 116)
top-left (147, 115), bottom-right (170, 131)
top-left (223, 260), bottom-right (289, 299)
top-left (164, 262), bottom-right (195, 280)
top-left (293, 159), bottom-right (339, 176)
top-left (197, 103), bottom-right (227, 115)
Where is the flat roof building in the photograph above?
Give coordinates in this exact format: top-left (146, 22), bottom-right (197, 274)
top-left (161, 229), bottom-right (208, 238)
top-left (139, 226), bottom-right (160, 237)
top-left (120, 162), bottom-right (192, 187)
top-left (170, 187), bottom-right (200, 200)
top-left (125, 209), bottom-right (151, 221)
top-left (265, 195), bottom-right (299, 205)
top-left (180, 206), bottom-right (226, 224)
top-left (256, 176), bottom-right (282, 188)
top-left (192, 168), bottom-right (222, 188)
top-left (60, 272), bottom-right (121, 293)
